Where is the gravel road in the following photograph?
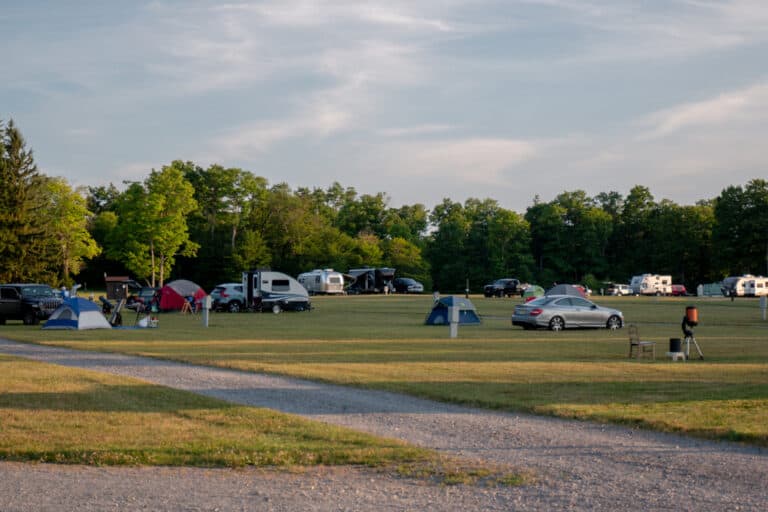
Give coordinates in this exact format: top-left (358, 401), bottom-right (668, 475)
top-left (1, 338), bottom-right (766, 511)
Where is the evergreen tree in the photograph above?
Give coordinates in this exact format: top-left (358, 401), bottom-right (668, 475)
top-left (0, 119), bottom-right (53, 282)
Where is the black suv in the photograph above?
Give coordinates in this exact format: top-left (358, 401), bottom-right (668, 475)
top-left (483, 278), bottom-right (521, 298)
top-left (0, 284), bottom-right (63, 325)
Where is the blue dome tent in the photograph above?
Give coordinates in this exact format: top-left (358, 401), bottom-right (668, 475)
top-left (43, 297), bottom-right (112, 330)
top-left (425, 296), bottom-right (481, 325)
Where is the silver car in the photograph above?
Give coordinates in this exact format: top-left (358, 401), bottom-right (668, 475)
top-left (209, 283), bottom-right (245, 312)
top-left (511, 295), bottom-right (623, 331)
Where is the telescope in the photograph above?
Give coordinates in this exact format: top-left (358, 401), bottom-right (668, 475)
top-left (681, 306), bottom-right (703, 360)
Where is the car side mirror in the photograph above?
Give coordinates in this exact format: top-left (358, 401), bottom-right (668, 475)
top-left (591, 305), bottom-right (597, 309)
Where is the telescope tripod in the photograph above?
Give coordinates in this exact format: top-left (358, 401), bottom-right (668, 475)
top-left (681, 316), bottom-right (704, 360)
top-left (683, 333), bottom-right (704, 360)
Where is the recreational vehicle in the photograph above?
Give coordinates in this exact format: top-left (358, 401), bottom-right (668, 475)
top-left (297, 269), bottom-right (345, 295)
top-left (242, 270), bottom-right (311, 313)
top-left (744, 277), bottom-right (768, 297)
top-left (630, 274), bottom-right (672, 296)
top-left (347, 267), bottom-right (395, 294)
top-left (721, 275), bottom-right (754, 297)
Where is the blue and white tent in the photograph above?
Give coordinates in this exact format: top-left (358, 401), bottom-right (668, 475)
top-left (425, 296), bottom-right (481, 325)
top-left (43, 297), bottom-right (112, 330)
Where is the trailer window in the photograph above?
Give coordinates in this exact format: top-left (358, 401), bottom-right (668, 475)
top-left (329, 277), bottom-right (341, 284)
top-left (272, 279), bottom-right (290, 291)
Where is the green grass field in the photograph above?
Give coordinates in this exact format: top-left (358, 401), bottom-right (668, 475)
top-left (4, 294), bottom-right (768, 446)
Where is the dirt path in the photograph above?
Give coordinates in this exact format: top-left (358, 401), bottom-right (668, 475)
top-left (1, 338), bottom-right (766, 511)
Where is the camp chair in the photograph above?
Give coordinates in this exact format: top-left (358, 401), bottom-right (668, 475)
top-left (628, 324), bottom-right (655, 360)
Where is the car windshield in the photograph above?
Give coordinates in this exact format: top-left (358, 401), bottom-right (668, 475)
top-left (21, 285), bottom-right (55, 298)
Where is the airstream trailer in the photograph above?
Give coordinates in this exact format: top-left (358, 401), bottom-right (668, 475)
top-left (297, 269), bottom-right (345, 295)
top-left (242, 270), bottom-right (311, 313)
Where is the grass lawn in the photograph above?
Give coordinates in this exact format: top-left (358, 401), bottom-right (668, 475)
top-left (3, 294), bottom-right (768, 446)
top-left (0, 353), bottom-right (522, 484)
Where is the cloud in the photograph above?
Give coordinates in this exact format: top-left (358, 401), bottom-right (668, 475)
top-left (639, 81), bottom-right (768, 139)
top-left (371, 137), bottom-right (538, 184)
top-left (379, 124), bottom-right (455, 137)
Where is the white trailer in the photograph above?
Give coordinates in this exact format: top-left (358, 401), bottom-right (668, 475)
top-left (297, 269), bottom-right (345, 295)
top-left (242, 270), bottom-right (311, 313)
top-left (630, 274), bottom-right (672, 296)
top-left (721, 275), bottom-right (754, 297)
top-left (744, 277), bottom-right (768, 297)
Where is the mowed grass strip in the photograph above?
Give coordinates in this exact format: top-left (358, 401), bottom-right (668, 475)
top-left (0, 354), bottom-right (435, 468)
top-left (5, 295), bottom-right (768, 445)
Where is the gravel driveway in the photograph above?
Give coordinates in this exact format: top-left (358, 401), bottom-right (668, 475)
top-left (1, 338), bottom-right (766, 511)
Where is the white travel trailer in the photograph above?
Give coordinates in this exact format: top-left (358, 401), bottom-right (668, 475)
top-left (630, 274), bottom-right (672, 296)
top-left (297, 269), bottom-right (345, 295)
top-left (744, 276), bottom-right (768, 297)
top-left (721, 275), bottom-right (754, 297)
top-left (242, 270), bottom-right (311, 313)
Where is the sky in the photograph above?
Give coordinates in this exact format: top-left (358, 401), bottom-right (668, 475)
top-left (2, 0), bottom-right (767, 212)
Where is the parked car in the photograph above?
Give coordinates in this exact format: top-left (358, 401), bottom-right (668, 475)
top-left (606, 283), bottom-right (631, 296)
top-left (511, 295), bottom-right (623, 331)
top-left (671, 284), bottom-right (688, 296)
top-left (126, 286), bottom-right (160, 311)
top-left (392, 277), bottom-right (424, 294)
top-left (483, 278), bottom-right (521, 298)
top-left (210, 283), bottom-right (245, 312)
top-left (0, 283), bottom-right (63, 325)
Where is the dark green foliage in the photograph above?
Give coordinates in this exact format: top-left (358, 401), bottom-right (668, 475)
top-left (0, 120), bottom-right (58, 283)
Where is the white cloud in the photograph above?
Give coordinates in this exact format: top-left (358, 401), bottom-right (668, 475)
top-left (639, 81), bottom-right (768, 139)
top-left (379, 124), bottom-right (455, 137)
top-left (371, 137), bottom-right (538, 184)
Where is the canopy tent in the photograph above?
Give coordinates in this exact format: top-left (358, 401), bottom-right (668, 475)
top-left (43, 297), bottom-right (112, 330)
top-left (159, 279), bottom-right (207, 311)
top-left (425, 296), bottom-right (481, 325)
top-left (545, 284), bottom-right (586, 297)
top-left (522, 285), bottom-right (545, 301)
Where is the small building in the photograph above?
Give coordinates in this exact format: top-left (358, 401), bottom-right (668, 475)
top-left (104, 276), bottom-right (136, 300)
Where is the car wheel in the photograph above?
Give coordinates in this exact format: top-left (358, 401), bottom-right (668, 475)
top-left (548, 316), bottom-right (565, 331)
top-left (0, 316), bottom-right (5, 325)
top-left (22, 311), bottom-right (38, 325)
top-left (271, 304), bottom-right (282, 314)
top-left (227, 301), bottom-right (241, 313)
top-left (606, 315), bottom-right (622, 330)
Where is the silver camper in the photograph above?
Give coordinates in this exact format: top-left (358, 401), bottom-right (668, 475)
top-left (297, 269), bottom-right (345, 295)
top-left (630, 274), bottom-right (672, 295)
top-left (242, 270), bottom-right (311, 313)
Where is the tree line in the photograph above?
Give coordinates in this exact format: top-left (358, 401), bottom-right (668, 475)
top-left (2, 119), bottom-right (767, 293)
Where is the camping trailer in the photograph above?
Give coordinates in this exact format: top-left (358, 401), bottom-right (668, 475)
top-left (630, 274), bottom-right (672, 296)
top-left (297, 269), bottom-right (345, 295)
top-left (721, 275), bottom-right (754, 297)
top-left (242, 270), bottom-right (311, 313)
top-left (347, 267), bottom-right (396, 294)
top-left (744, 276), bottom-right (768, 297)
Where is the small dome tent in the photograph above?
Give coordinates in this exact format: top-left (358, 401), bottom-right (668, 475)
top-left (43, 297), bottom-right (112, 330)
top-left (425, 296), bottom-right (481, 325)
top-left (159, 279), bottom-right (207, 311)
top-left (545, 284), bottom-right (585, 297)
